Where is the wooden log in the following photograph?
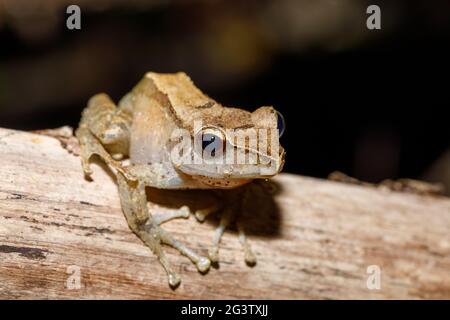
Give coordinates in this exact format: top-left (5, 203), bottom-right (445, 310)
top-left (0, 127), bottom-right (449, 299)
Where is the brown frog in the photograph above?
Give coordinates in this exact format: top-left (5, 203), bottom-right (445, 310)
top-left (76, 72), bottom-right (285, 287)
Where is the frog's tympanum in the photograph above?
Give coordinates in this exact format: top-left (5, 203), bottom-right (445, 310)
top-left (76, 72), bottom-right (285, 287)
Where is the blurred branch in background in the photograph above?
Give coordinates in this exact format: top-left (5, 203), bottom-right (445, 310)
top-left (425, 151), bottom-right (450, 196)
top-left (1, 128), bottom-right (449, 298)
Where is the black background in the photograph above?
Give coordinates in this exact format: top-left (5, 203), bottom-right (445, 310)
top-left (0, 300), bottom-right (446, 317)
top-left (0, 0), bottom-right (449, 184)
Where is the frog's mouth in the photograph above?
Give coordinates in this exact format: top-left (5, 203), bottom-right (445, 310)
top-left (190, 175), bottom-right (252, 189)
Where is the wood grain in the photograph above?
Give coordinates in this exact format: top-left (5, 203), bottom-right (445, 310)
top-left (0, 127), bottom-right (449, 299)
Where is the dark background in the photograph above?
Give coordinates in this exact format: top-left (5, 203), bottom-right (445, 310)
top-left (0, 0), bottom-right (449, 188)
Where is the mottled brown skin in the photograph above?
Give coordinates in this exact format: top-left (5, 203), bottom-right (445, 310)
top-left (75, 72), bottom-right (284, 287)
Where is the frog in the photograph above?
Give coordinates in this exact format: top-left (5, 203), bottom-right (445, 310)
top-left (75, 72), bottom-right (285, 287)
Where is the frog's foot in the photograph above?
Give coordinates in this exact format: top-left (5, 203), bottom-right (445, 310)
top-left (156, 226), bottom-right (211, 273)
top-left (135, 222), bottom-right (210, 287)
top-left (133, 223), bottom-right (181, 287)
top-left (153, 208), bottom-right (211, 272)
top-left (208, 187), bottom-right (256, 265)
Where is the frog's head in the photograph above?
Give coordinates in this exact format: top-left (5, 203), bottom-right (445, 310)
top-left (170, 105), bottom-right (285, 188)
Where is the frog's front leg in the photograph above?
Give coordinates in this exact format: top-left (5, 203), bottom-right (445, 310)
top-left (208, 186), bottom-right (256, 265)
top-left (116, 171), bottom-right (210, 288)
top-left (153, 206), bottom-right (190, 225)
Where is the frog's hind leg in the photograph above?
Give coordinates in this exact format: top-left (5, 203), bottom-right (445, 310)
top-left (116, 172), bottom-right (210, 288)
top-left (76, 93), bottom-right (131, 178)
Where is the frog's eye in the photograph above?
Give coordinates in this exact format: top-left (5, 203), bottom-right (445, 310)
top-left (277, 111), bottom-right (286, 137)
top-left (198, 127), bottom-right (225, 158)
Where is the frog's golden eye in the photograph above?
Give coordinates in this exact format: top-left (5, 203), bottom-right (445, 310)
top-left (197, 127), bottom-right (226, 158)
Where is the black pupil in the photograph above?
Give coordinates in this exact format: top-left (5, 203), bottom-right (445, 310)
top-left (202, 134), bottom-right (221, 156)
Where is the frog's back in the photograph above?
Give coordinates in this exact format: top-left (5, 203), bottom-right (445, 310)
top-left (140, 72), bottom-right (256, 132)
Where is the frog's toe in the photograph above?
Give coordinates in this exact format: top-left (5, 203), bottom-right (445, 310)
top-left (208, 246), bottom-right (219, 263)
top-left (244, 247), bottom-right (257, 266)
top-left (194, 203), bottom-right (222, 222)
top-left (196, 256), bottom-right (211, 273)
top-left (168, 272), bottom-right (181, 288)
top-left (195, 210), bottom-right (208, 222)
top-left (180, 206), bottom-right (191, 218)
top-left (237, 213), bottom-right (257, 266)
top-left (81, 160), bottom-right (93, 177)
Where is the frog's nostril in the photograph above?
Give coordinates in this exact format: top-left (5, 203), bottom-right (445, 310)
top-left (277, 111), bottom-right (285, 137)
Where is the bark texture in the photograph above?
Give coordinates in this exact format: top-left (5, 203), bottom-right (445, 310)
top-left (0, 128), bottom-right (449, 299)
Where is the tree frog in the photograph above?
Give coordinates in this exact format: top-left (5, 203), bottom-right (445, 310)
top-left (76, 72), bottom-right (285, 287)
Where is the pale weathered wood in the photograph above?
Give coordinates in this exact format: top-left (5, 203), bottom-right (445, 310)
top-left (0, 127), bottom-right (449, 299)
